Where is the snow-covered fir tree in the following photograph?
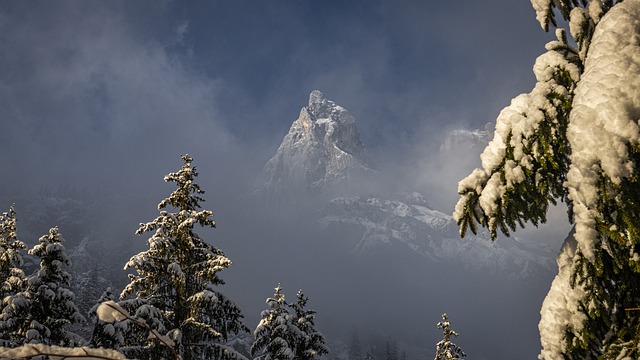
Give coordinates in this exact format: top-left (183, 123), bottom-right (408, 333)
top-left (0, 206), bottom-right (26, 302)
top-left (290, 290), bottom-right (328, 360)
top-left (251, 285), bottom-right (295, 360)
top-left (433, 314), bottom-right (465, 360)
top-left (347, 330), bottom-right (362, 360)
top-left (382, 340), bottom-right (398, 360)
top-left (454, 1), bottom-right (640, 358)
top-left (0, 227), bottom-right (84, 347)
top-left (0, 206), bottom-right (26, 346)
top-left (363, 347), bottom-right (376, 360)
top-left (121, 155), bottom-right (247, 360)
top-left (72, 263), bottom-right (113, 339)
top-left (252, 286), bottom-right (327, 360)
top-left (89, 288), bottom-right (126, 350)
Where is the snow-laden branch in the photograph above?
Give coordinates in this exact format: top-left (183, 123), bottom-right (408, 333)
top-left (0, 343), bottom-right (127, 360)
top-left (96, 301), bottom-right (182, 360)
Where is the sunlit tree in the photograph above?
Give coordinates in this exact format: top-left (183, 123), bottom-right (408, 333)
top-left (121, 155), bottom-right (247, 360)
top-left (433, 314), bottom-right (465, 360)
top-left (454, 1), bottom-right (640, 358)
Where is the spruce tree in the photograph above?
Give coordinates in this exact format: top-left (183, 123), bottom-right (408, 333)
top-left (433, 314), bottom-right (465, 360)
top-left (121, 155), bottom-right (247, 360)
top-left (0, 206), bottom-right (26, 303)
top-left (383, 341), bottom-right (398, 360)
top-left (0, 206), bottom-right (26, 346)
top-left (89, 288), bottom-right (126, 350)
top-left (1, 227), bottom-right (85, 346)
top-left (251, 285), bottom-right (295, 360)
top-left (454, 1), bottom-right (640, 358)
top-left (363, 347), bottom-right (376, 360)
top-left (252, 286), bottom-right (327, 360)
top-left (290, 290), bottom-right (328, 360)
top-left (347, 330), bottom-right (362, 360)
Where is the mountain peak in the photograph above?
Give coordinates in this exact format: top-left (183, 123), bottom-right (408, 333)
top-left (309, 89), bottom-right (325, 107)
top-left (257, 91), bottom-right (371, 203)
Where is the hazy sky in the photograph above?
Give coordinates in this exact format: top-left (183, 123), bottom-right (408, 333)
top-left (0, 2), bottom-right (575, 358)
top-left (0, 0), bottom-right (554, 201)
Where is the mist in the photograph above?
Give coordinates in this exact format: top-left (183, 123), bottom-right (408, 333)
top-left (0, 1), bottom-right (574, 359)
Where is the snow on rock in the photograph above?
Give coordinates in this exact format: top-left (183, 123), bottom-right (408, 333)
top-left (320, 192), bottom-right (554, 280)
top-left (258, 90), bottom-right (372, 202)
top-left (439, 126), bottom-right (491, 153)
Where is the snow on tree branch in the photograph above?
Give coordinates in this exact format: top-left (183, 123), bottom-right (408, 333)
top-left (0, 343), bottom-right (127, 359)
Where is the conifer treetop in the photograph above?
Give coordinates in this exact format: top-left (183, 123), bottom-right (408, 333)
top-left (0, 205), bottom-right (26, 300)
top-left (0, 206), bottom-right (26, 269)
top-left (434, 314), bottom-right (465, 360)
top-left (29, 227), bottom-right (72, 286)
top-left (158, 154), bottom-right (209, 214)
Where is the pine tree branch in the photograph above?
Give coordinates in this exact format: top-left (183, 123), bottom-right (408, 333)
top-left (0, 343), bottom-right (127, 359)
top-left (99, 301), bottom-right (182, 360)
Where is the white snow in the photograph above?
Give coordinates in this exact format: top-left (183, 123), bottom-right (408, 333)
top-left (96, 300), bottom-right (130, 322)
top-left (453, 47), bottom-right (580, 225)
top-left (531, 0), bottom-right (553, 30)
top-left (539, 1), bottom-right (640, 358)
top-left (565, 0), bottom-right (640, 261)
top-left (0, 343), bottom-right (127, 359)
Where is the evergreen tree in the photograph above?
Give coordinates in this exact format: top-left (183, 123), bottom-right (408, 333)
top-left (1, 227), bottom-right (85, 346)
top-left (433, 314), bottom-right (465, 360)
top-left (251, 286), bottom-right (328, 360)
top-left (73, 263), bottom-right (113, 339)
top-left (290, 290), bottom-right (328, 360)
top-left (382, 340), bottom-right (397, 360)
top-left (347, 330), bottom-right (362, 360)
top-left (0, 206), bottom-right (26, 303)
top-left (0, 206), bottom-right (26, 346)
top-left (363, 348), bottom-right (376, 360)
top-left (121, 155), bottom-right (247, 360)
top-left (251, 285), bottom-right (295, 360)
top-left (88, 288), bottom-right (126, 350)
top-left (454, 1), bottom-right (640, 358)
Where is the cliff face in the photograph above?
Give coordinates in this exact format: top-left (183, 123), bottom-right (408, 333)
top-left (258, 90), bottom-right (371, 201)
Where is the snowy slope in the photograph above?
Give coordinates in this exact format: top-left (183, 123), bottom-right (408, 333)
top-left (320, 192), bottom-right (554, 280)
top-left (439, 125), bottom-right (491, 152)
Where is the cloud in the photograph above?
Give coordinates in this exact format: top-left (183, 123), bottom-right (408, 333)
top-left (0, 1), bottom-right (236, 191)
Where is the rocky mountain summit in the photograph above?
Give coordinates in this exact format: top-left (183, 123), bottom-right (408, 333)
top-left (258, 90), bottom-right (372, 202)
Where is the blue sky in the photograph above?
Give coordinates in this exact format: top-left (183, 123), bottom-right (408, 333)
top-left (0, 0), bottom-right (554, 199)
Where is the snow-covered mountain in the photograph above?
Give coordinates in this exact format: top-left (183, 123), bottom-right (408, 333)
top-left (256, 91), bottom-right (554, 280)
top-left (258, 90), bottom-right (372, 202)
top-left (439, 125), bottom-right (491, 152)
top-left (320, 192), bottom-right (554, 280)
